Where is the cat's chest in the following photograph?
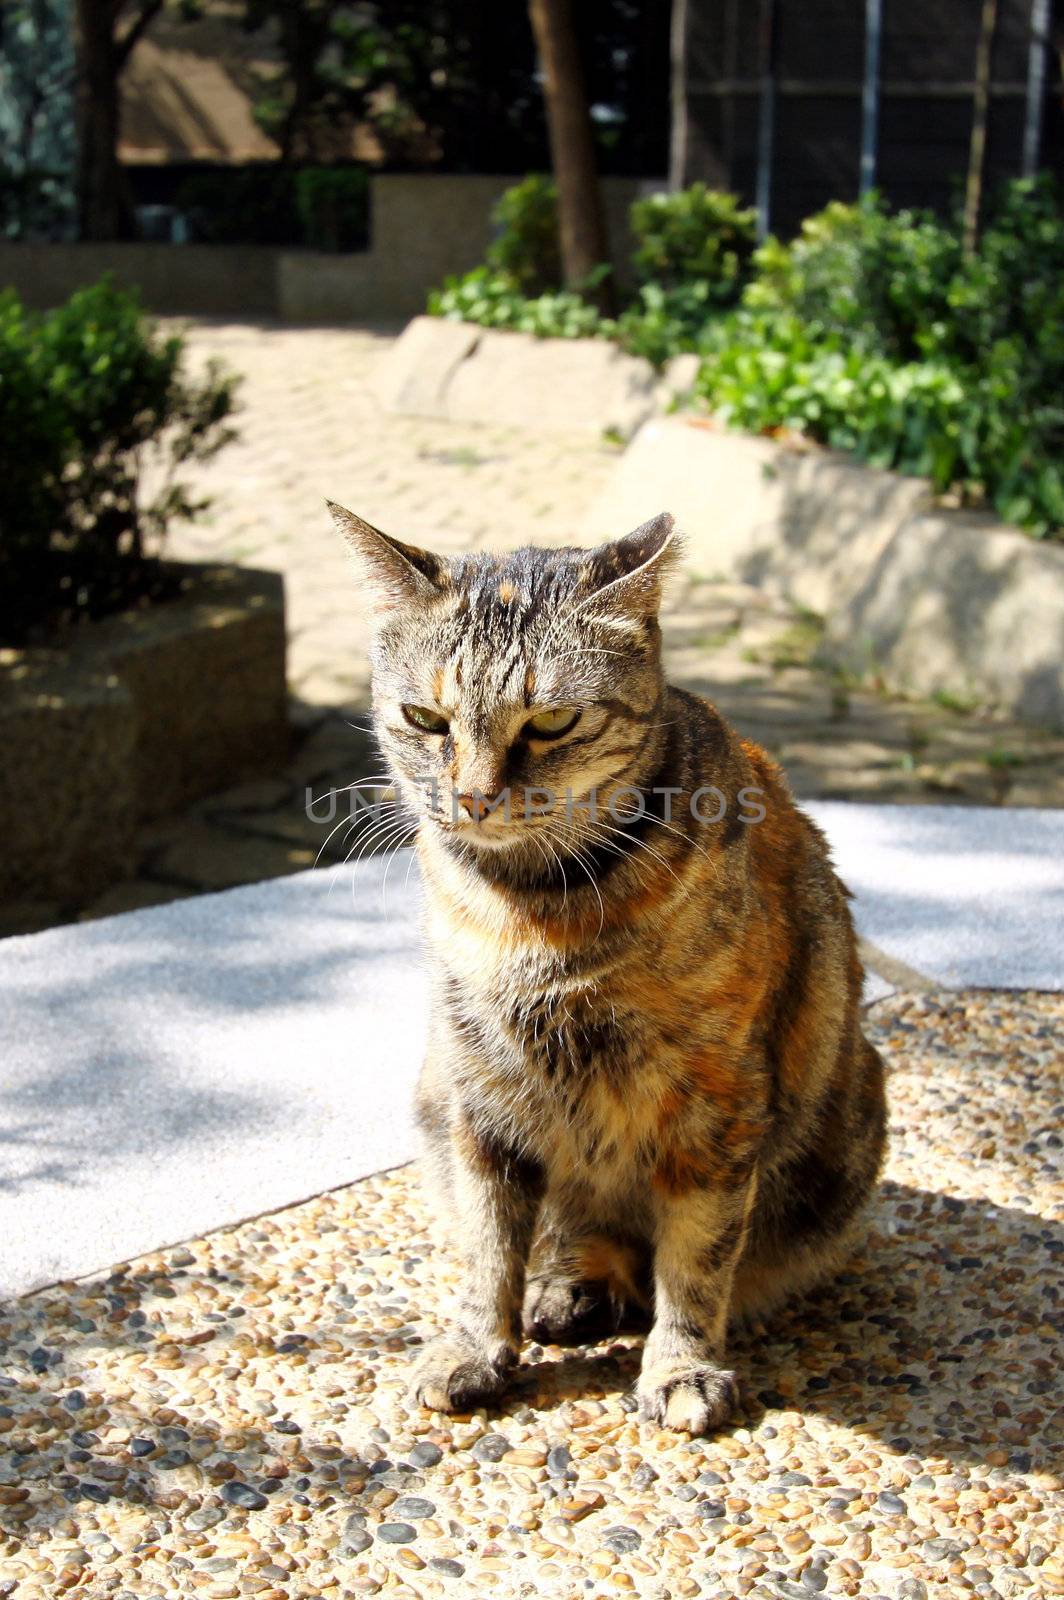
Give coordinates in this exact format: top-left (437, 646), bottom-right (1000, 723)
top-left (492, 973), bottom-right (666, 1149)
top-left (502, 977), bottom-right (636, 1074)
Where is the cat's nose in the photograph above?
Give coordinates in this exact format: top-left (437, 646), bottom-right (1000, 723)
top-left (456, 790), bottom-right (505, 822)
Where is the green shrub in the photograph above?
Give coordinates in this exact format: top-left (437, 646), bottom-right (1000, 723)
top-left (177, 165), bottom-right (369, 250)
top-left (696, 304), bottom-right (1064, 536)
top-left (426, 172), bottom-right (1063, 536)
top-left (697, 312), bottom-right (970, 477)
top-left (613, 280), bottom-right (722, 367)
top-left (701, 179), bottom-right (1064, 536)
top-left (0, 277), bottom-right (238, 643)
top-left (430, 181), bottom-right (757, 364)
top-left (428, 265), bottom-right (607, 340)
top-left (294, 166), bottom-right (369, 252)
top-left (744, 195), bottom-right (962, 362)
top-left (630, 184), bottom-right (757, 302)
top-left (932, 176), bottom-right (1064, 366)
top-left (0, 290), bottom-right (64, 561)
top-left (485, 175), bottom-right (562, 297)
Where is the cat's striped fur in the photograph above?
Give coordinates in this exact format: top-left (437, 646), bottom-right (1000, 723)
top-left (331, 502), bottom-right (887, 1434)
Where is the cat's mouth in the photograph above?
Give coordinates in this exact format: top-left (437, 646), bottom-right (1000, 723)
top-left (431, 814), bottom-right (524, 851)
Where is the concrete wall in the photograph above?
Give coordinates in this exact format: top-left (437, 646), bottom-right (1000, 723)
top-left (278, 174), bottom-right (651, 322)
top-left (0, 242), bottom-right (278, 316)
top-left (0, 174), bottom-right (659, 323)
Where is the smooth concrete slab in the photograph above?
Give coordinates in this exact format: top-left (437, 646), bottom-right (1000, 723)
top-left (1, 803), bottom-right (1060, 1297)
top-left (372, 314), bottom-right (481, 415)
top-left (0, 861), bottom-right (428, 1298)
top-left (814, 801), bottom-right (1064, 991)
top-left (827, 510), bottom-right (1064, 732)
top-left (444, 327), bottom-right (658, 440)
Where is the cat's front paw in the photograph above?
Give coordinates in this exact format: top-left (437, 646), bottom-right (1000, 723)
top-left (637, 1362), bottom-right (739, 1435)
top-left (411, 1336), bottom-right (515, 1413)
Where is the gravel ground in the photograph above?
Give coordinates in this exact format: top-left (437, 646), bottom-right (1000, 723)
top-left (1, 990), bottom-right (1061, 1600)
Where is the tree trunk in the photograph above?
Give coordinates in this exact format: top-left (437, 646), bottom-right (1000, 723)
top-left (277, 8), bottom-right (325, 164)
top-left (669, 0), bottom-right (690, 191)
top-left (528, 0), bottom-right (613, 311)
top-left (963, 0), bottom-right (999, 256)
top-left (74, 0), bottom-right (136, 240)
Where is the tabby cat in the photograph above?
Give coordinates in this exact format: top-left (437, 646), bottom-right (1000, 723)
top-left (331, 501), bottom-right (887, 1435)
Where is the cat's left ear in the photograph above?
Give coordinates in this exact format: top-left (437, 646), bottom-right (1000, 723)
top-left (327, 501), bottom-right (449, 613)
top-left (582, 512), bottom-right (681, 618)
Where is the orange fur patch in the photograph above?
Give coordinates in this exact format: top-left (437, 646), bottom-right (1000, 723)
top-left (687, 1050), bottom-right (741, 1106)
top-left (652, 1146), bottom-right (711, 1197)
top-left (573, 1235), bottom-right (646, 1304)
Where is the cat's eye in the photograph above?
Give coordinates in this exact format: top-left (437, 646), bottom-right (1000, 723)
top-left (402, 703), bottom-right (449, 734)
top-left (524, 707), bottom-right (581, 740)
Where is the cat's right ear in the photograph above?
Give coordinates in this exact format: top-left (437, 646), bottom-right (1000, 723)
top-left (327, 501), bottom-right (448, 612)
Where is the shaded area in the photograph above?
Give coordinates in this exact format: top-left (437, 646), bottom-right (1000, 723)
top-left (0, 855), bottom-right (426, 1295)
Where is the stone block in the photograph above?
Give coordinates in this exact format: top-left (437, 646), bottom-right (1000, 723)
top-left (584, 416), bottom-right (1064, 728)
top-left (1, 562), bottom-right (291, 906)
top-left (0, 650), bottom-right (136, 901)
top-left (376, 319), bottom-right (660, 440)
top-left (444, 327), bottom-right (659, 439)
top-left (79, 563), bottom-right (290, 820)
top-left (828, 511), bottom-right (1064, 729)
top-left (373, 315), bottom-right (482, 416)
top-left (583, 417), bottom-right (927, 610)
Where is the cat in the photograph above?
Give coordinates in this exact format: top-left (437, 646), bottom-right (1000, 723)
top-left (330, 500), bottom-right (887, 1435)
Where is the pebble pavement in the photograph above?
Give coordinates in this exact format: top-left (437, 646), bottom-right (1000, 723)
top-left (1, 989), bottom-right (1061, 1599)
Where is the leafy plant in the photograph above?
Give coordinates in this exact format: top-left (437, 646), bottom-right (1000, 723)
top-left (0, 290), bottom-right (63, 561)
top-left (933, 176), bottom-right (1064, 365)
top-left (613, 280), bottom-right (719, 367)
top-left (695, 306), bottom-right (1064, 535)
top-left (485, 174), bottom-right (562, 296)
top-left (430, 181), bottom-right (760, 366)
top-left (428, 266), bottom-right (607, 340)
top-left (695, 179), bottom-right (1064, 537)
top-left (744, 194), bottom-right (962, 362)
top-left (427, 173), bottom-right (1064, 537)
top-left (630, 184), bottom-right (757, 302)
top-left (176, 164), bottom-right (369, 250)
top-left (697, 312), bottom-right (970, 479)
top-left (0, 277), bottom-right (239, 643)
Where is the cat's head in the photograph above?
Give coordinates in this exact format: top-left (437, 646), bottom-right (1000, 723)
top-left (329, 502), bottom-right (680, 862)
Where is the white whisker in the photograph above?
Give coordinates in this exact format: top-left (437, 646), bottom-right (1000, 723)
top-left (313, 789), bottom-right (397, 866)
top-left (381, 829), bottom-right (418, 913)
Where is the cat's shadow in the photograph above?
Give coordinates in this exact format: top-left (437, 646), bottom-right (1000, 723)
top-left (490, 1179), bottom-right (1060, 1476)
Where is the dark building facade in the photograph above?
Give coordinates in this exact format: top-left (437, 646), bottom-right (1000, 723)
top-left (672, 0), bottom-right (1064, 236)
